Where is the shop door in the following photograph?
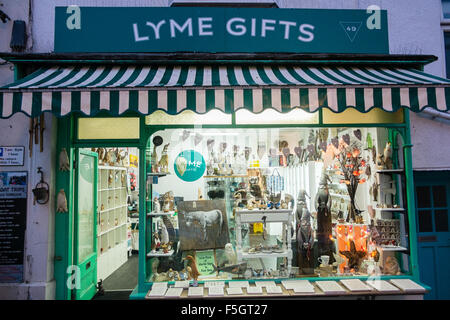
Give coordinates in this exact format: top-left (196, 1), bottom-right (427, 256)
top-left (415, 172), bottom-right (450, 300)
top-left (73, 149), bottom-right (98, 300)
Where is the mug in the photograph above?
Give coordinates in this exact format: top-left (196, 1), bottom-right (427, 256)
top-left (318, 255), bottom-right (330, 266)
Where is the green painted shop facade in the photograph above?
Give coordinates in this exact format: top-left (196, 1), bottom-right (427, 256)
top-left (1, 7), bottom-right (450, 300)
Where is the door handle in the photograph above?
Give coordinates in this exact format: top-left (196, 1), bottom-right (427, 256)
top-left (54, 256), bottom-right (63, 261)
top-left (86, 261), bottom-right (91, 270)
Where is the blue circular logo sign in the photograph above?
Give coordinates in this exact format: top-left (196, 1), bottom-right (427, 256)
top-left (174, 150), bottom-right (206, 182)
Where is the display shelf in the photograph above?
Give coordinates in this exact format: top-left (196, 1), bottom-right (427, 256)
top-left (379, 245), bottom-right (408, 252)
top-left (375, 207), bottom-right (405, 212)
top-left (204, 175), bottom-right (249, 178)
top-left (376, 169), bottom-right (404, 174)
top-left (238, 249), bottom-right (292, 260)
top-left (147, 172), bottom-right (170, 177)
top-left (146, 250), bottom-right (174, 257)
top-left (147, 211), bottom-right (175, 217)
top-left (329, 193), bottom-right (350, 201)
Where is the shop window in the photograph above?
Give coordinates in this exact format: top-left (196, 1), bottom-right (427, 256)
top-left (235, 108), bottom-right (319, 125)
top-left (145, 126), bottom-right (410, 285)
top-left (443, 0), bottom-right (450, 19)
top-left (322, 108), bottom-right (404, 124)
top-left (416, 186), bottom-right (431, 208)
top-left (444, 32), bottom-right (450, 78)
top-left (145, 109), bottom-right (232, 125)
top-left (418, 210), bottom-right (433, 233)
top-left (78, 117), bottom-right (140, 140)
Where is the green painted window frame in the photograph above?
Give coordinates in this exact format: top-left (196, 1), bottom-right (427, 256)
top-left (56, 106), bottom-right (421, 299)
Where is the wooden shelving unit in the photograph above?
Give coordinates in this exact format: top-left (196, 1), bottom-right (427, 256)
top-left (97, 165), bottom-right (129, 282)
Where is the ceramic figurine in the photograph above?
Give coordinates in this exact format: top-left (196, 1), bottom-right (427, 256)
top-left (383, 142), bottom-right (393, 169)
top-left (151, 232), bottom-right (161, 252)
top-left (315, 172), bottom-right (335, 264)
top-left (158, 144), bottom-right (170, 173)
top-left (383, 256), bottom-right (401, 275)
top-left (244, 147), bottom-right (252, 161)
top-left (184, 255), bottom-right (200, 286)
top-left (97, 148), bottom-right (106, 164)
top-left (158, 219), bottom-right (169, 245)
top-left (224, 243), bottom-right (237, 265)
top-left (181, 130), bottom-right (190, 142)
top-left (297, 204), bottom-right (314, 274)
top-left (56, 189), bottom-right (68, 212)
top-left (194, 133), bottom-right (203, 146)
top-left (163, 191), bottom-right (174, 212)
top-left (186, 266), bottom-right (193, 280)
top-left (59, 148), bottom-right (70, 171)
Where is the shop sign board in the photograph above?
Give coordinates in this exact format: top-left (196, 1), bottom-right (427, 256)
top-left (0, 171), bottom-right (27, 283)
top-left (174, 150), bottom-right (206, 182)
top-left (55, 7), bottom-right (388, 54)
top-left (0, 147), bottom-right (24, 166)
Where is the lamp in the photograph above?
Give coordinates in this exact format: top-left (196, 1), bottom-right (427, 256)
top-left (10, 20), bottom-right (27, 52)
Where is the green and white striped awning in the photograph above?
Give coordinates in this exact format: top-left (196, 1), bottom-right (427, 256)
top-left (1, 64), bottom-right (450, 118)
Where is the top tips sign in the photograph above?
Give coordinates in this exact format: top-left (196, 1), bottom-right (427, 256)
top-left (55, 7), bottom-right (388, 54)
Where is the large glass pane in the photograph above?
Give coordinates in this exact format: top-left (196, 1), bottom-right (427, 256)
top-left (416, 186), bottom-right (431, 208)
top-left (444, 0), bottom-right (450, 19)
top-left (445, 32), bottom-right (450, 78)
top-left (78, 153), bottom-right (95, 262)
top-left (432, 185), bottom-right (447, 207)
top-left (435, 209), bottom-right (449, 232)
top-left (418, 210), bottom-right (433, 233)
top-left (145, 126), bottom-right (410, 283)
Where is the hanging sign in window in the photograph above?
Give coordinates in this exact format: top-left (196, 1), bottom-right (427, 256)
top-left (174, 150), bottom-right (206, 182)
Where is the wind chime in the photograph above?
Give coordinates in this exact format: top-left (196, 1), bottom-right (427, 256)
top-left (28, 115), bottom-right (45, 157)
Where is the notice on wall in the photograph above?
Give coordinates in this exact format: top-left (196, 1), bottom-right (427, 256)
top-left (0, 147), bottom-right (24, 166)
top-left (0, 171), bottom-right (27, 283)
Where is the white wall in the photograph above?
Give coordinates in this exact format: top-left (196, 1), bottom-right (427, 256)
top-left (0, 0), bottom-right (56, 300)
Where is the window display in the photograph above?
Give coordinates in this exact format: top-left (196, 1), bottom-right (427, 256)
top-left (146, 126), bottom-right (410, 284)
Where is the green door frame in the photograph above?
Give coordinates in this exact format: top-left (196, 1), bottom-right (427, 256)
top-left (53, 107), bottom-right (422, 300)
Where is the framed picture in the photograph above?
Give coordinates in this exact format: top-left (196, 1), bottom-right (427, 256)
top-left (177, 200), bottom-right (229, 251)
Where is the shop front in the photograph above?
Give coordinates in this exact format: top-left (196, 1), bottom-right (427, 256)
top-left (1, 6), bottom-right (449, 300)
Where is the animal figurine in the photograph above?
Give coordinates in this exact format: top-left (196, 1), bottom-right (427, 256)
top-left (383, 142), bottom-right (393, 169)
top-left (56, 189), bottom-right (68, 212)
top-left (383, 256), bottom-right (401, 275)
top-left (162, 191), bottom-right (174, 212)
top-left (151, 232), bottom-right (161, 252)
top-left (152, 197), bottom-right (161, 213)
top-left (59, 148), bottom-right (70, 171)
top-left (183, 255), bottom-right (200, 285)
top-left (213, 262), bottom-right (248, 277)
top-left (376, 153), bottom-right (385, 170)
top-left (224, 243), bottom-right (237, 265)
top-left (158, 144), bottom-right (170, 173)
top-left (158, 219), bottom-right (169, 245)
top-left (151, 144), bottom-right (159, 173)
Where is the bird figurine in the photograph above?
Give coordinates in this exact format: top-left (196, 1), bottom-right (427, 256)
top-left (224, 243), bottom-right (237, 265)
top-left (56, 189), bottom-right (68, 212)
top-left (158, 144), bottom-right (170, 173)
top-left (183, 255), bottom-right (200, 286)
top-left (383, 142), bottom-right (393, 169)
